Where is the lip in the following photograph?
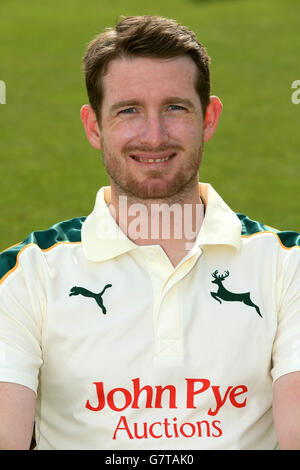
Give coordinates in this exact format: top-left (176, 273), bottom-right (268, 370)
top-left (129, 152), bottom-right (177, 164)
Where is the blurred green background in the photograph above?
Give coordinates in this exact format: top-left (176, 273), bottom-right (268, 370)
top-left (0, 0), bottom-right (299, 251)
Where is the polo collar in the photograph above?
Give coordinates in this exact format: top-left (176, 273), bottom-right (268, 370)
top-left (81, 183), bottom-right (241, 262)
top-left (196, 183), bottom-right (241, 250)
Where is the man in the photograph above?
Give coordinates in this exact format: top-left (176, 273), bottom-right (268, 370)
top-left (0, 16), bottom-right (299, 450)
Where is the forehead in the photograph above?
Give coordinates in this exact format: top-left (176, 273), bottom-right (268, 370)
top-left (101, 56), bottom-right (200, 106)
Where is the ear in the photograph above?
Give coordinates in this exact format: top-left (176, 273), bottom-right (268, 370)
top-left (203, 96), bottom-right (223, 142)
top-left (80, 104), bottom-right (102, 150)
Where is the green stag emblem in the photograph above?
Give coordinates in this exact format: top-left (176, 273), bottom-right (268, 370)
top-left (69, 284), bottom-right (112, 314)
top-left (210, 270), bottom-right (262, 318)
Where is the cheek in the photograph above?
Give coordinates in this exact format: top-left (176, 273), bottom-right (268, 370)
top-left (110, 119), bottom-right (144, 142)
top-left (166, 119), bottom-right (203, 146)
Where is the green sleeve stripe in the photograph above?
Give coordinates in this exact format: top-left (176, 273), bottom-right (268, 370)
top-left (0, 217), bottom-right (86, 282)
top-left (237, 213), bottom-right (300, 248)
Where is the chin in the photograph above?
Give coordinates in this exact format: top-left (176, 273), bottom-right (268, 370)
top-left (115, 175), bottom-right (197, 202)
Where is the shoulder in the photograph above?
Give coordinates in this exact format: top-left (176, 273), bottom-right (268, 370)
top-left (0, 217), bottom-right (86, 284)
top-left (236, 213), bottom-right (300, 249)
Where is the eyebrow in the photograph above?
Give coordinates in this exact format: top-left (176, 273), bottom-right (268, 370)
top-left (109, 96), bottom-right (196, 114)
top-left (109, 100), bottom-right (141, 114)
top-left (162, 97), bottom-right (196, 109)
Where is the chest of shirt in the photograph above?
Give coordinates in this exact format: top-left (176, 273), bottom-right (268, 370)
top-left (40, 243), bottom-right (278, 388)
top-left (33, 243), bottom-right (279, 449)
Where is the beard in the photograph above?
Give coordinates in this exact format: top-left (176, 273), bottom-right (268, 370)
top-left (101, 138), bottom-right (203, 203)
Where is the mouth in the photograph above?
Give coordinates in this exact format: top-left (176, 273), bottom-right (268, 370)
top-left (129, 152), bottom-right (177, 164)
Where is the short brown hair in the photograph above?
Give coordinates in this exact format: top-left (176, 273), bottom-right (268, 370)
top-left (83, 16), bottom-right (211, 121)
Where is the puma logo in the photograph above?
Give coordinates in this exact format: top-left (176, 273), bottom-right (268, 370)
top-left (69, 284), bottom-right (112, 314)
top-left (210, 270), bottom-right (262, 318)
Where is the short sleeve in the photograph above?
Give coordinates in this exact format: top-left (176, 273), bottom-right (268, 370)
top-left (0, 246), bottom-right (44, 394)
top-left (271, 246), bottom-right (300, 383)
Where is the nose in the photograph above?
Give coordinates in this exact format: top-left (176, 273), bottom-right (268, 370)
top-left (139, 114), bottom-right (169, 147)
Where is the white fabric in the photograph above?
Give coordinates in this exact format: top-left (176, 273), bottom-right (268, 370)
top-left (0, 183), bottom-right (299, 449)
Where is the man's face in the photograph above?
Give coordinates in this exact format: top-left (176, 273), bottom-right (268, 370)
top-left (98, 56), bottom-right (207, 200)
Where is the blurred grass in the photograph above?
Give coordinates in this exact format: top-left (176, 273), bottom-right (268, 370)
top-left (0, 0), bottom-right (299, 251)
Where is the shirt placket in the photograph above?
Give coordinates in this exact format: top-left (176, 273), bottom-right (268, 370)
top-left (142, 246), bottom-right (202, 366)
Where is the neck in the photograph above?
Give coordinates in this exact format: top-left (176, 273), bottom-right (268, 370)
top-left (108, 182), bottom-right (205, 267)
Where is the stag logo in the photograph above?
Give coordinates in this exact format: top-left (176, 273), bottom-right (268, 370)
top-left (69, 284), bottom-right (112, 314)
top-left (210, 270), bottom-right (262, 318)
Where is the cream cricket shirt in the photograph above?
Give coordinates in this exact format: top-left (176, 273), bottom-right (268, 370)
top-left (0, 183), bottom-right (299, 450)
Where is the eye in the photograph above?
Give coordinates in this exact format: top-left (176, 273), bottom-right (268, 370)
top-left (168, 104), bottom-right (186, 111)
top-left (119, 107), bottom-right (137, 115)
